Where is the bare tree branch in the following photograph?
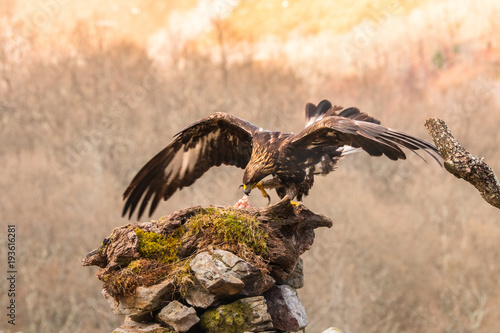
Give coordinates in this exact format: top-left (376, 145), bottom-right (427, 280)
top-left (425, 117), bottom-right (500, 209)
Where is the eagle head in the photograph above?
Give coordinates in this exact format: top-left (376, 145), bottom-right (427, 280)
top-left (241, 166), bottom-right (269, 195)
top-left (240, 166), bottom-right (271, 204)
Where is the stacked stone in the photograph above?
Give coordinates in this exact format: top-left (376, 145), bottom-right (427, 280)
top-left (106, 250), bottom-right (306, 333)
top-left (83, 197), bottom-right (332, 333)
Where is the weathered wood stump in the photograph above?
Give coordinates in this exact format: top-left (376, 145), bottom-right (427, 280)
top-left (83, 196), bottom-right (332, 333)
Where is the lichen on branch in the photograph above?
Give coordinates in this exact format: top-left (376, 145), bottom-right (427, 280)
top-left (425, 117), bottom-right (500, 209)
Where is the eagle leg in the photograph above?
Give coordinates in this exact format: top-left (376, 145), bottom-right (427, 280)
top-left (253, 182), bottom-right (271, 205)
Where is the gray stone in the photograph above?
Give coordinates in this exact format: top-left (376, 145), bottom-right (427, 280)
top-left (156, 300), bottom-right (200, 332)
top-left (212, 249), bottom-right (275, 296)
top-left (282, 257), bottom-right (304, 289)
top-left (112, 316), bottom-right (163, 333)
top-left (102, 278), bottom-right (175, 316)
top-left (240, 296), bottom-right (274, 332)
top-left (212, 249), bottom-right (241, 267)
top-left (184, 281), bottom-right (219, 309)
top-left (190, 251), bottom-right (245, 295)
top-left (190, 249), bottom-right (274, 298)
top-left (264, 285), bottom-right (308, 331)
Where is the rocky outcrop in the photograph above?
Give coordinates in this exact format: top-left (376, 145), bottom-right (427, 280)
top-left (83, 196), bottom-right (332, 332)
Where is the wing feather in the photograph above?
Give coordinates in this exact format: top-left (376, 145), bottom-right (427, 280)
top-left (335, 107), bottom-right (381, 124)
top-left (123, 112), bottom-right (258, 220)
top-left (305, 100), bottom-right (335, 127)
top-left (305, 99), bottom-right (381, 127)
top-left (291, 116), bottom-right (441, 164)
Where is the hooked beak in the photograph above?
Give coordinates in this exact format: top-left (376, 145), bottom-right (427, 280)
top-left (240, 183), bottom-right (271, 204)
top-left (240, 184), bottom-right (252, 195)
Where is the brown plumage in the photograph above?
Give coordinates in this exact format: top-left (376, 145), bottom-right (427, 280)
top-left (123, 100), bottom-right (441, 220)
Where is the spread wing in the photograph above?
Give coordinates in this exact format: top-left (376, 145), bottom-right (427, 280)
top-left (291, 115), bottom-right (442, 165)
top-left (122, 112), bottom-right (259, 220)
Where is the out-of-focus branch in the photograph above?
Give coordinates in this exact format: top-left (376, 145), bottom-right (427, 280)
top-left (425, 117), bottom-right (500, 209)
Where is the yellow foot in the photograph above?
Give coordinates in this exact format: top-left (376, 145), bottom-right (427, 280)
top-left (290, 200), bottom-right (301, 206)
top-left (254, 182), bottom-right (271, 205)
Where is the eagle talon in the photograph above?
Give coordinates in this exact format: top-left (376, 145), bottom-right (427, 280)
top-left (290, 200), bottom-right (301, 206)
top-left (244, 182), bottom-right (271, 204)
top-left (254, 182), bottom-right (271, 204)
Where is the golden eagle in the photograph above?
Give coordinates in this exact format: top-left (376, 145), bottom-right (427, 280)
top-left (123, 100), bottom-right (441, 219)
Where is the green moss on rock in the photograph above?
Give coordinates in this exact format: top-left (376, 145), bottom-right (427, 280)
top-left (135, 226), bottom-right (185, 263)
top-left (187, 208), bottom-right (268, 258)
top-left (103, 207), bottom-right (270, 299)
top-left (200, 299), bottom-right (254, 333)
